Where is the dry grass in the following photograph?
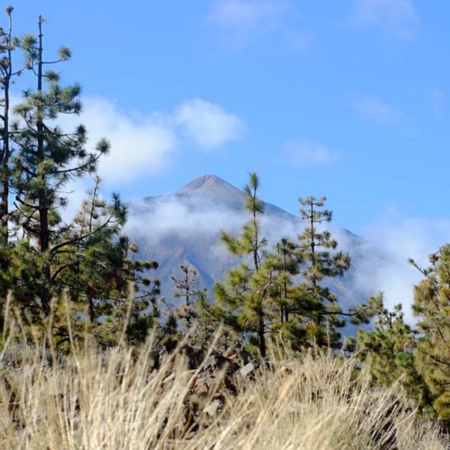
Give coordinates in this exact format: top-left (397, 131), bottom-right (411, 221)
top-left (0, 337), bottom-right (447, 450)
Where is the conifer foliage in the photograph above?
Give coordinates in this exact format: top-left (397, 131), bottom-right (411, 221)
top-left (8, 15), bottom-right (107, 317)
top-left (356, 296), bottom-right (432, 411)
top-left (0, 11), bottom-right (158, 345)
top-left (59, 177), bottom-right (160, 346)
top-left (268, 196), bottom-right (376, 350)
top-left (412, 245), bottom-right (450, 419)
top-left (199, 174), bottom-right (376, 355)
top-left (295, 196), bottom-right (350, 347)
top-left (0, 6), bottom-right (22, 243)
top-left (200, 172), bottom-right (273, 357)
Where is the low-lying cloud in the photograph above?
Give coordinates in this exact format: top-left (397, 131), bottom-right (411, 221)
top-left (127, 188), bottom-right (450, 323)
top-left (357, 216), bottom-right (450, 322)
top-left (125, 189), bottom-right (448, 325)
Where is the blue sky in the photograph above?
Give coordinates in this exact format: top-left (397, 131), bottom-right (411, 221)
top-left (8, 1), bottom-right (450, 256)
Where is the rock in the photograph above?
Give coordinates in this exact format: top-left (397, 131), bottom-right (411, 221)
top-left (240, 361), bottom-right (256, 377)
top-left (204, 399), bottom-right (223, 417)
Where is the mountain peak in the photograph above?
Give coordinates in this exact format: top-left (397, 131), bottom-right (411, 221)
top-left (176, 174), bottom-right (245, 204)
top-left (178, 174), bottom-right (234, 191)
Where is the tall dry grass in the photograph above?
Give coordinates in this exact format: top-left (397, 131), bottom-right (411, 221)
top-left (0, 334), bottom-right (447, 450)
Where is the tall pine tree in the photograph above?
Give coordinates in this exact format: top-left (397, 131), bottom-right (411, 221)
top-left (277, 196), bottom-right (378, 349)
top-left (294, 196), bottom-right (350, 347)
top-left (199, 172), bottom-right (275, 357)
top-left (0, 15), bottom-right (160, 348)
top-left (9, 16), bottom-right (107, 316)
top-left (0, 6), bottom-right (18, 242)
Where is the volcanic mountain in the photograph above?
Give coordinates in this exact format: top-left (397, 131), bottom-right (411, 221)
top-left (126, 174), bottom-right (374, 308)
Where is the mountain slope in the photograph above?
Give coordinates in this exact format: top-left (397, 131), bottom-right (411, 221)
top-left (126, 174), bottom-right (375, 309)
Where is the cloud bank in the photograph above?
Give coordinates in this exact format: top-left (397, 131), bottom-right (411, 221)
top-left (126, 190), bottom-right (449, 324)
top-left (356, 215), bottom-right (450, 323)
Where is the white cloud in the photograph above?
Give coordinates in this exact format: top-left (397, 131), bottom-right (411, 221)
top-left (128, 198), bottom-right (243, 244)
top-left (175, 99), bottom-right (246, 151)
top-left (54, 96), bottom-right (245, 185)
top-left (126, 194), bottom-right (307, 289)
top-left (30, 95), bottom-right (246, 223)
top-left (352, 96), bottom-right (404, 124)
top-left (209, 0), bottom-right (289, 33)
top-left (208, 0), bottom-right (310, 49)
top-left (126, 192), bottom-right (304, 251)
top-left (80, 97), bottom-right (177, 183)
top-left (347, 0), bottom-right (420, 39)
top-left (284, 141), bottom-right (339, 167)
top-left (355, 214), bottom-right (450, 323)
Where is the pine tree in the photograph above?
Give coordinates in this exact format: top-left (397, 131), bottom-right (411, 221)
top-left (199, 181), bottom-right (376, 355)
top-left (0, 6), bottom-right (27, 243)
top-left (0, 15), bottom-right (160, 348)
top-left (0, 7), bottom-right (30, 310)
top-left (285, 196), bottom-right (377, 349)
top-left (171, 264), bottom-right (200, 327)
top-left (272, 237), bottom-right (300, 325)
top-left (412, 245), bottom-right (450, 419)
top-left (166, 264), bottom-right (215, 346)
top-left (293, 196), bottom-right (350, 347)
top-left (55, 177), bottom-right (160, 347)
top-left (171, 264), bottom-right (199, 307)
top-left (266, 237), bottom-right (310, 350)
top-left (9, 16), bottom-right (107, 316)
top-left (199, 172), bottom-right (274, 357)
top-left (355, 296), bottom-right (432, 411)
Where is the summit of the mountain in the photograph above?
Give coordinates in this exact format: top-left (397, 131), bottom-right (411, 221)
top-left (177, 174), bottom-right (238, 193)
top-left (139, 174), bottom-right (295, 218)
top-left (175, 174), bottom-right (245, 205)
